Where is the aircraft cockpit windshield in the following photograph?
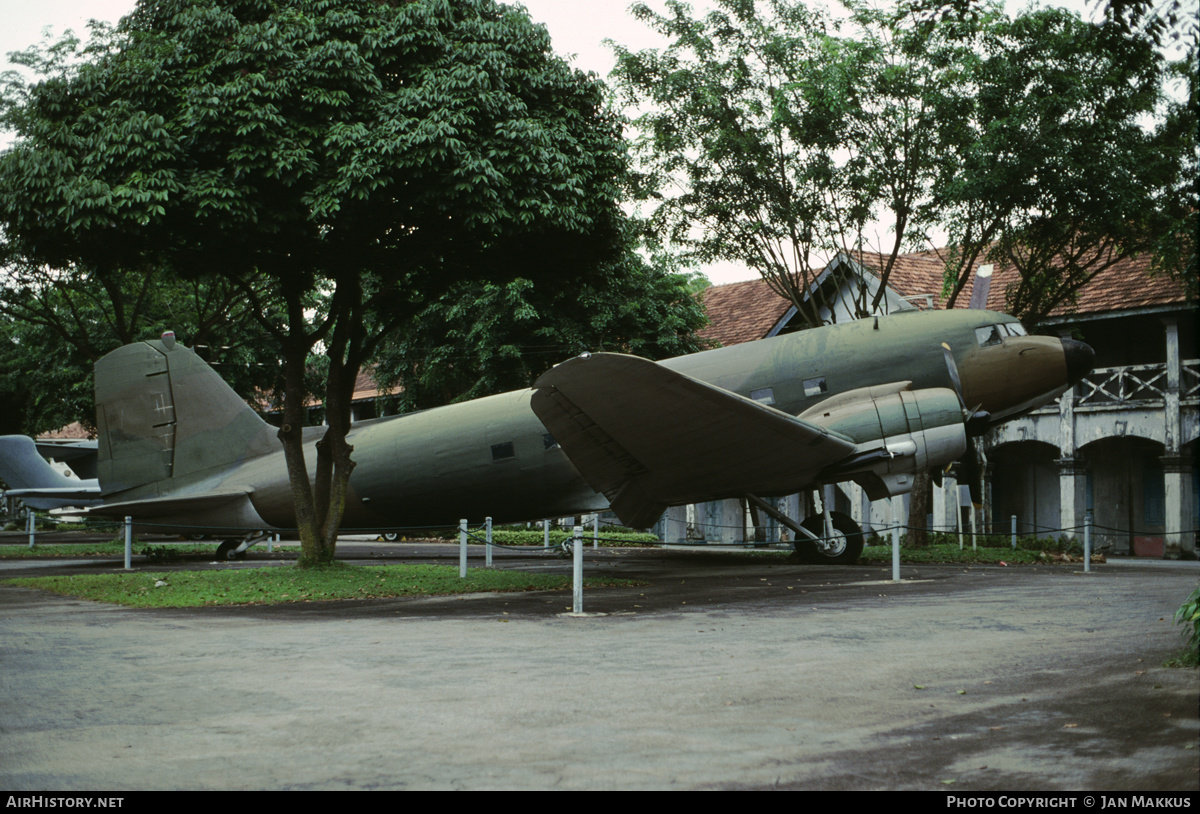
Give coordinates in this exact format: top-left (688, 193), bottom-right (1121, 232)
top-left (975, 322), bottom-right (1027, 347)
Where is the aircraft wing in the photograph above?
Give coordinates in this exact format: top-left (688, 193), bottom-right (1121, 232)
top-left (531, 353), bottom-right (857, 528)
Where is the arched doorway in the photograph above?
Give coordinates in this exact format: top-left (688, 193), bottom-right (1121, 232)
top-left (1079, 436), bottom-right (1166, 555)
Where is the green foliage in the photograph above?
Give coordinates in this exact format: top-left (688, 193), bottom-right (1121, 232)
top-left (612, 0), bottom-right (1195, 326)
top-left (486, 529), bottom-right (660, 547)
top-left (1172, 584), bottom-right (1200, 666)
top-left (0, 263), bottom-right (289, 436)
top-left (867, 530), bottom-right (1081, 552)
top-left (611, 0), bottom-right (990, 324)
top-left (860, 543), bottom-right (1048, 564)
top-left (372, 250), bottom-right (710, 411)
top-left (935, 6), bottom-right (1195, 321)
top-left (4, 564), bottom-right (641, 608)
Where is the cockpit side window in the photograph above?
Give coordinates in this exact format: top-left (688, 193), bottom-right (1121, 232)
top-left (1002, 322), bottom-right (1027, 336)
top-left (975, 325), bottom-right (1004, 347)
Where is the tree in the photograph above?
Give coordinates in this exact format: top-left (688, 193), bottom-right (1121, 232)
top-left (0, 256), bottom-right (290, 437)
top-left (611, 0), bottom-right (979, 325)
top-left (935, 5), bottom-right (1195, 323)
top-left (0, 0), bottom-right (629, 565)
top-left (614, 0), bottom-right (1194, 328)
top-left (373, 246), bottom-right (711, 412)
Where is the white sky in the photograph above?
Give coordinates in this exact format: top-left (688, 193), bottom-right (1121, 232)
top-left (0, 0), bottom-right (1123, 285)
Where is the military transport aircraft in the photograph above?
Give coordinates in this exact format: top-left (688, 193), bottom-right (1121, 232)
top-left (24, 308), bottom-right (1093, 561)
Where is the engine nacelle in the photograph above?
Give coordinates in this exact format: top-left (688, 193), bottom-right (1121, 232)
top-left (798, 382), bottom-right (967, 500)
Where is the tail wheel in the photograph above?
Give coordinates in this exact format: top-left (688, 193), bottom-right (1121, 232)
top-left (793, 511), bottom-right (864, 564)
top-left (215, 539), bottom-right (245, 560)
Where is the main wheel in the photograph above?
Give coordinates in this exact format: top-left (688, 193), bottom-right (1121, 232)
top-left (793, 511), bottom-right (864, 564)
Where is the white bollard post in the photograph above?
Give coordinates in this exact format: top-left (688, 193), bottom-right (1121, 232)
top-left (459, 518), bottom-right (468, 578)
top-left (593, 513), bottom-right (599, 549)
top-left (27, 511), bottom-right (35, 550)
top-left (1084, 511), bottom-right (1092, 573)
top-left (1011, 515), bottom-right (1017, 550)
top-left (891, 495), bottom-right (901, 582)
top-left (572, 525), bottom-right (583, 614)
top-left (124, 516), bottom-right (133, 570)
top-left (957, 486), bottom-right (965, 550)
top-left (486, 516), bottom-right (493, 567)
top-left (544, 518), bottom-right (550, 548)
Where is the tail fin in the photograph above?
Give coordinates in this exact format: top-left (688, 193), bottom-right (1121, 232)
top-left (94, 338), bottom-right (279, 493)
top-left (0, 435), bottom-right (82, 491)
top-left (0, 435), bottom-right (101, 509)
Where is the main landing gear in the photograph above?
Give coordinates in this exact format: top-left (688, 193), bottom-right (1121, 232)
top-left (792, 511), bottom-right (864, 564)
top-left (744, 493), bottom-right (865, 564)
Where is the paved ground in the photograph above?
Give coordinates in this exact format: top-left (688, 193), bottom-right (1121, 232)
top-left (1, 539), bottom-right (1197, 791)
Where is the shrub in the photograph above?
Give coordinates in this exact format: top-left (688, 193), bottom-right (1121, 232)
top-left (1172, 585), bottom-right (1200, 667)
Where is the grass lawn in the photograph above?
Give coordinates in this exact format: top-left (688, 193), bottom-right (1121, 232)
top-left (4, 562), bottom-right (641, 608)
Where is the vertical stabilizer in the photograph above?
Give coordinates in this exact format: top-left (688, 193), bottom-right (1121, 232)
top-left (94, 340), bottom-right (279, 492)
top-left (0, 435), bottom-right (83, 491)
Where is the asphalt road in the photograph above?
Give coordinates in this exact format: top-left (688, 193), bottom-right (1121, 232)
top-left (1, 540), bottom-right (1197, 791)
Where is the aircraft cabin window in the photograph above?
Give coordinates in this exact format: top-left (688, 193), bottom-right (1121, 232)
top-left (491, 442), bottom-right (515, 461)
top-left (543, 433), bottom-right (559, 450)
top-left (750, 388), bottom-right (775, 406)
top-left (803, 377), bottom-right (827, 397)
top-left (975, 325), bottom-right (1004, 347)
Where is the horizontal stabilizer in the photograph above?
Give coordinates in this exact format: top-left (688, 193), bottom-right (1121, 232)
top-left (6, 486), bottom-right (102, 501)
top-left (531, 353), bottom-right (856, 527)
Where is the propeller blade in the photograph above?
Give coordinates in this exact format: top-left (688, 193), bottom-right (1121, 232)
top-left (941, 343), bottom-right (965, 409)
top-left (943, 342), bottom-right (991, 436)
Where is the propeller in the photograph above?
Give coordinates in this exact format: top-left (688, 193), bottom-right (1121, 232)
top-left (941, 343), bottom-right (986, 507)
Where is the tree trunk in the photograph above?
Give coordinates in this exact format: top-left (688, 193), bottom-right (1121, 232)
top-left (907, 470), bottom-right (931, 547)
top-left (279, 337), bottom-right (324, 566)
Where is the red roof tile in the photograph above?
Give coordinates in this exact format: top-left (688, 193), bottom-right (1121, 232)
top-left (862, 248), bottom-right (1191, 318)
top-left (697, 278), bottom-right (792, 346)
top-left (700, 248), bottom-right (1193, 346)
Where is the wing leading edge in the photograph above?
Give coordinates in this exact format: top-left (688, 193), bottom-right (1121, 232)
top-left (530, 353), bottom-right (857, 528)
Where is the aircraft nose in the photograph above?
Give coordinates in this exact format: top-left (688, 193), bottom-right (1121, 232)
top-left (1061, 338), bottom-right (1095, 386)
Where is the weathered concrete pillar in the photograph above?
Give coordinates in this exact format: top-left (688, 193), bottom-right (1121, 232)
top-left (1163, 316), bottom-right (1181, 455)
top-left (932, 473), bottom-right (958, 533)
top-left (703, 499), bottom-right (742, 544)
top-left (656, 505), bottom-right (688, 544)
top-left (1056, 457), bottom-right (1089, 541)
top-left (1159, 317), bottom-right (1192, 558)
top-left (1161, 455), bottom-right (1195, 559)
